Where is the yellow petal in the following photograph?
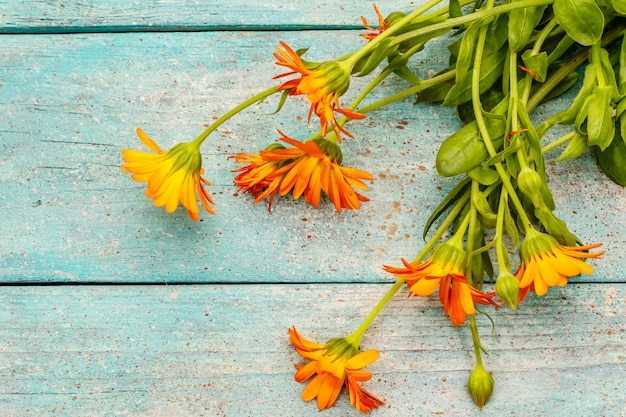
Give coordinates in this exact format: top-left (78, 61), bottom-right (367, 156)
top-left (410, 277), bottom-right (440, 296)
top-left (345, 349), bottom-right (379, 370)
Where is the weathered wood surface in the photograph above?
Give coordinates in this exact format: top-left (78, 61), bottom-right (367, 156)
top-left (1, 31), bottom-right (624, 284)
top-left (1, 1), bottom-right (626, 416)
top-left (1, 284), bottom-right (625, 416)
top-left (0, 1), bottom-right (419, 33)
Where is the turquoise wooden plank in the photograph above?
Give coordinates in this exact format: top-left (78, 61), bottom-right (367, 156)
top-left (1, 30), bottom-right (624, 284)
top-left (0, 283), bottom-right (624, 416)
top-left (0, 1), bottom-right (418, 33)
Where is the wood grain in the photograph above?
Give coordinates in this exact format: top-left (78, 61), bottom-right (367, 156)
top-left (1, 31), bottom-right (623, 284)
top-left (1, 283), bottom-right (625, 416)
top-left (1, 1), bottom-right (420, 33)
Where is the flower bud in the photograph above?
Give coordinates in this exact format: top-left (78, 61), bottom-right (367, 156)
top-left (468, 364), bottom-right (494, 410)
top-left (517, 167), bottom-right (543, 208)
top-left (495, 271), bottom-right (520, 311)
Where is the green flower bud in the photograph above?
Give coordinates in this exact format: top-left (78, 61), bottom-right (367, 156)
top-left (517, 167), bottom-right (544, 208)
top-left (468, 364), bottom-right (494, 410)
top-left (495, 271), bottom-right (520, 311)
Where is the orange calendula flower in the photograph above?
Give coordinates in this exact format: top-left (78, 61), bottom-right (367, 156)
top-left (384, 241), bottom-right (498, 326)
top-left (288, 327), bottom-right (384, 413)
top-left (273, 41), bottom-right (365, 141)
top-left (516, 228), bottom-right (604, 301)
top-left (121, 128), bottom-right (215, 220)
top-left (230, 132), bottom-right (373, 213)
top-left (360, 4), bottom-right (389, 42)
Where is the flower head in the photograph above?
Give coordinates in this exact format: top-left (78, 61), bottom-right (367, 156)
top-left (288, 327), bottom-right (384, 413)
top-left (360, 4), bottom-right (389, 42)
top-left (230, 132), bottom-right (373, 213)
top-left (384, 240), bottom-right (498, 326)
top-left (516, 228), bottom-right (604, 301)
top-left (274, 41), bottom-right (365, 141)
top-left (121, 128), bottom-right (215, 220)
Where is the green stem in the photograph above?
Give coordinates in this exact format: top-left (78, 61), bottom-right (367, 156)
top-left (357, 69), bottom-right (456, 115)
top-left (470, 1), bottom-right (533, 232)
top-left (190, 86), bottom-right (279, 146)
top-left (391, 0), bottom-right (554, 48)
top-left (469, 315), bottom-right (484, 366)
top-left (541, 130), bottom-right (577, 154)
top-left (465, 181), bottom-right (480, 287)
top-left (348, 278), bottom-right (405, 346)
top-left (349, 188), bottom-right (472, 345)
top-left (495, 188), bottom-right (510, 270)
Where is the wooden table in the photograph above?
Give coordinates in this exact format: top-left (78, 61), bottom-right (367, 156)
top-left (1, 1), bottom-right (625, 416)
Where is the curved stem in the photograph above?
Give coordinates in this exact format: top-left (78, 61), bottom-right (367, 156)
top-left (349, 188), bottom-right (471, 344)
top-left (391, 0), bottom-right (554, 48)
top-left (191, 86), bottom-right (279, 146)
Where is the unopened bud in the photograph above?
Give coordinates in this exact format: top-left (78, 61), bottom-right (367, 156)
top-left (468, 364), bottom-right (494, 410)
top-left (517, 167), bottom-right (544, 208)
top-left (495, 271), bottom-right (520, 311)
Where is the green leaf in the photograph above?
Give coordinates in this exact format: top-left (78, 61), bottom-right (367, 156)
top-left (595, 121), bottom-right (626, 186)
top-left (484, 136), bottom-right (523, 167)
top-left (587, 85), bottom-right (615, 151)
top-left (443, 45), bottom-right (507, 106)
top-left (502, 195), bottom-right (519, 250)
top-left (422, 177), bottom-right (471, 240)
top-left (268, 89), bottom-right (291, 115)
top-left (508, 3), bottom-right (546, 53)
top-left (437, 100), bottom-right (508, 177)
top-left (468, 165), bottom-right (500, 185)
top-left (521, 50), bottom-right (548, 82)
top-left (613, 0), bottom-right (626, 14)
top-left (553, 0), bottom-right (604, 46)
top-left (449, 0), bottom-right (462, 18)
top-left (556, 132), bottom-right (588, 162)
top-left (472, 191), bottom-right (498, 229)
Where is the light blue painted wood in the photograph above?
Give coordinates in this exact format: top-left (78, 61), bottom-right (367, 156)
top-left (0, 283), bottom-right (624, 416)
top-left (0, 1), bottom-right (420, 33)
top-left (1, 31), bottom-right (624, 284)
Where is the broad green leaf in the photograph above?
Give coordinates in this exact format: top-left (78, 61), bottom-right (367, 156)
top-left (509, 3), bottom-right (547, 52)
top-left (443, 45), bottom-right (507, 106)
top-left (595, 120), bottom-right (626, 186)
top-left (553, 0), bottom-right (604, 46)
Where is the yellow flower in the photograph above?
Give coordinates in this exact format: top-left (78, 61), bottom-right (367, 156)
top-left (121, 128), bottom-right (215, 220)
top-left (288, 327), bottom-right (384, 413)
top-left (517, 228), bottom-right (604, 300)
top-left (273, 41), bottom-right (365, 141)
top-left (384, 241), bottom-right (498, 326)
top-left (230, 132), bottom-right (373, 213)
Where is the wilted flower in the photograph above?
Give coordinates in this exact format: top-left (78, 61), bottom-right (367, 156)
top-left (230, 132), bottom-right (373, 213)
top-left (274, 41), bottom-right (365, 140)
top-left (288, 327), bottom-right (384, 413)
top-left (360, 4), bottom-right (389, 42)
top-left (384, 239), bottom-right (498, 326)
top-left (517, 228), bottom-right (604, 301)
top-left (121, 128), bottom-right (215, 220)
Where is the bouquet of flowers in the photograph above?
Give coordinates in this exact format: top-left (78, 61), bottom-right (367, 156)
top-left (121, 0), bottom-right (625, 412)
